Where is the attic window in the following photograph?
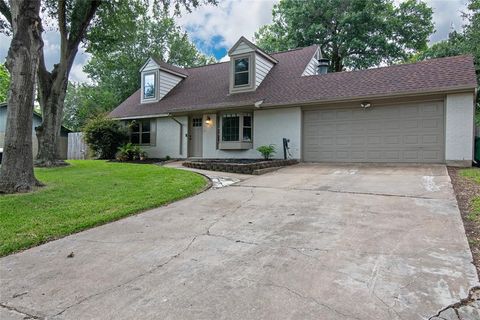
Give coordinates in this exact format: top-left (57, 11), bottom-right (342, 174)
top-left (143, 72), bottom-right (156, 99)
top-left (234, 57), bottom-right (250, 86)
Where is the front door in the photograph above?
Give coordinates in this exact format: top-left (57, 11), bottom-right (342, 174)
top-left (189, 116), bottom-right (203, 157)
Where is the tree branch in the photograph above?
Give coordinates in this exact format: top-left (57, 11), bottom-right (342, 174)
top-left (65, 0), bottom-right (101, 69)
top-left (0, 0), bottom-right (12, 25)
top-left (58, 0), bottom-right (67, 56)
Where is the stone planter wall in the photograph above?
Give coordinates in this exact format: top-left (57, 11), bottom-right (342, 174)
top-left (183, 159), bottom-right (299, 174)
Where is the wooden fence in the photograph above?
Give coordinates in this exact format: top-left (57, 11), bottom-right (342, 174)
top-left (67, 132), bottom-right (89, 160)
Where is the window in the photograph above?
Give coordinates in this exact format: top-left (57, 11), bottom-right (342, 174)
top-left (192, 118), bottom-right (202, 127)
top-left (143, 73), bottom-right (156, 99)
top-left (221, 113), bottom-right (252, 144)
top-left (129, 120), bottom-right (150, 145)
top-left (234, 58), bottom-right (249, 86)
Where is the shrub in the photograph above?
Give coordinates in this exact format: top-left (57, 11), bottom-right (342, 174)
top-left (83, 115), bottom-right (128, 159)
top-left (116, 143), bottom-right (145, 161)
top-left (256, 144), bottom-right (276, 160)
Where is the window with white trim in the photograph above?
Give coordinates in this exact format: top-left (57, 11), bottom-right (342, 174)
top-left (220, 113), bottom-right (253, 147)
top-left (234, 57), bottom-right (250, 86)
top-left (143, 72), bottom-right (156, 99)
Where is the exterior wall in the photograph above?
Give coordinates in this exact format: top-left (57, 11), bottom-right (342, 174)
top-left (201, 107), bottom-right (302, 159)
top-left (445, 92), bottom-right (475, 165)
top-left (230, 42), bottom-right (254, 55)
top-left (255, 53), bottom-right (274, 88)
top-left (159, 71), bottom-right (182, 99)
top-left (139, 116), bottom-right (188, 159)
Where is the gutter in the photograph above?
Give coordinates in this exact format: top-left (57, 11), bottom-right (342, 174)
top-left (169, 115), bottom-right (183, 156)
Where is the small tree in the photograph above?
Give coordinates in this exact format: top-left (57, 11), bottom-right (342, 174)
top-left (83, 115), bottom-right (128, 159)
top-left (257, 145), bottom-right (276, 160)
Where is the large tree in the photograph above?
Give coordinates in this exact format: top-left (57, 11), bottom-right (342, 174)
top-left (1, 0), bottom-right (216, 169)
top-left (0, 0), bottom-right (43, 193)
top-left (255, 0), bottom-right (434, 72)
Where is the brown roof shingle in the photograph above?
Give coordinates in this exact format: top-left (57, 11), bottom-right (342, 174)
top-left (110, 47), bottom-right (477, 119)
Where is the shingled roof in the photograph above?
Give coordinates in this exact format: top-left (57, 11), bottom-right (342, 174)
top-left (109, 46), bottom-right (477, 119)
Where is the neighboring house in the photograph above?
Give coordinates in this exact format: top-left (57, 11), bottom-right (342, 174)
top-left (110, 36), bottom-right (477, 166)
top-left (0, 103), bottom-right (69, 159)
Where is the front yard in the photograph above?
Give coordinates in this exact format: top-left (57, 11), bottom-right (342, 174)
top-left (0, 160), bottom-right (207, 256)
top-left (448, 167), bottom-right (480, 277)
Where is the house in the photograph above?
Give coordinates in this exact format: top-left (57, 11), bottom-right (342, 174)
top-left (109, 36), bottom-right (477, 166)
top-left (0, 103), bottom-right (69, 160)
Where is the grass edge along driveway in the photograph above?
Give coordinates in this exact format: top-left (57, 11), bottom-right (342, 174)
top-left (0, 160), bottom-right (208, 256)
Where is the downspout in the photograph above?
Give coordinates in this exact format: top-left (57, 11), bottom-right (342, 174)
top-left (169, 115), bottom-right (183, 156)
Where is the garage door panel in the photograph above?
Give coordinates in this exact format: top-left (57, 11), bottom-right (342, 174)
top-left (303, 102), bottom-right (444, 163)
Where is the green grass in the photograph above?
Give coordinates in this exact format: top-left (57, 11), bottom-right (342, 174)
top-left (460, 168), bottom-right (480, 221)
top-left (0, 160), bottom-right (207, 256)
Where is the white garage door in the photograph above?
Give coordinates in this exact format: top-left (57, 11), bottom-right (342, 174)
top-left (302, 101), bottom-right (445, 163)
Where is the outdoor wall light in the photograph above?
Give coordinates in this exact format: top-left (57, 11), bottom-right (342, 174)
top-left (205, 116), bottom-right (212, 126)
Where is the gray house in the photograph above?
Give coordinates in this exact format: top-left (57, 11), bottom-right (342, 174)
top-left (0, 103), bottom-right (69, 159)
top-left (110, 37), bottom-right (477, 166)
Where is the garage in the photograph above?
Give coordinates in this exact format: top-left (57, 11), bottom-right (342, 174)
top-left (302, 100), bottom-right (445, 163)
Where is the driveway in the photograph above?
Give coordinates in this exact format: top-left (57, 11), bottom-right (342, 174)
top-left (1, 164), bottom-right (478, 320)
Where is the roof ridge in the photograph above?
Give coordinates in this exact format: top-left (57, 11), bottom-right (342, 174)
top-left (301, 54), bottom-right (474, 78)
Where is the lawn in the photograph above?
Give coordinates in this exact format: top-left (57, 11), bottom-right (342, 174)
top-left (449, 167), bottom-right (480, 277)
top-left (0, 160), bottom-right (207, 256)
top-left (460, 168), bottom-right (480, 221)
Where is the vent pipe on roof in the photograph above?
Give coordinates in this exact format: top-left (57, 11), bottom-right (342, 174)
top-left (317, 58), bottom-right (329, 75)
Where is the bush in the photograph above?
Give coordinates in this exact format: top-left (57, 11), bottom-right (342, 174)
top-left (116, 143), bottom-right (146, 161)
top-left (83, 115), bottom-right (128, 159)
top-left (256, 144), bottom-right (276, 160)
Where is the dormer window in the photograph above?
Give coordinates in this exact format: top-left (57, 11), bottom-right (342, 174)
top-left (234, 57), bottom-right (250, 86)
top-left (228, 36), bottom-right (277, 94)
top-left (143, 72), bottom-right (156, 100)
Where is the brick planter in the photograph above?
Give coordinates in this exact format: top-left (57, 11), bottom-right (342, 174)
top-left (182, 159), bottom-right (299, 175)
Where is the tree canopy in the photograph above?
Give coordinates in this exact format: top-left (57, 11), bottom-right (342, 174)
top-left (254, 0), bottom-right (434, 71)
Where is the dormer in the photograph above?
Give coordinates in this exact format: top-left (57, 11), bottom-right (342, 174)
top-left (140, 57), bottom-right (188, 104)
top-left (228, 37), bottom-right (278, 94)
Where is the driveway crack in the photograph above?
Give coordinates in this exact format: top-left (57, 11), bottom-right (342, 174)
top-left (0, 303), bottom-right (43, 319)
top-left (428, 286), bottom-right (480, 320)
top-left (51, 235), bottom-right (200, 318)
top-left (244, 279), bottom-right (362, 320)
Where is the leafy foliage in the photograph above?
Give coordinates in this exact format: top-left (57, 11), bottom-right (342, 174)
top-left (116, 143), bottom-right (145, 161)
top-left (63, 82), bottom-right (117, 131)
top-left (83, 115), bottom-right (128, 159)
top-left (257, 144), bottom-right (276, 160)
top-left (254, 0), bottom-right (434, 71)
top-left (0, 63), bottom-right (9, 103)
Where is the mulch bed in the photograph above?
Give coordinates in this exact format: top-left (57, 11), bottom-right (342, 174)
top-left (448, 167), bottom-right (480, 278)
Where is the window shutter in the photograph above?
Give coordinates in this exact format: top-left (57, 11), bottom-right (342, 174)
top-left (150, 119), bottom-right (156, 146)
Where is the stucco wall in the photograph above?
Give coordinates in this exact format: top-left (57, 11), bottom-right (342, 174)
top-left (445, 92), bottom-right (475, 165)
top-left (140, 116), bottom-right (188, 159)
top-left (201, 107), bottom-right (302, 159)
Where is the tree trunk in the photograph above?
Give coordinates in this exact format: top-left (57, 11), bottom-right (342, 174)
top-left (35, 60), bottom-right (70, 167)
top-left (34, 1), bottom-right (100, 167)
top-left (0, 0), bottom-right (43, 193)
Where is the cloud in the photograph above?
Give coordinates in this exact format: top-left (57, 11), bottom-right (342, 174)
top-left (425, 0), bottom-right (468, 43)
top-left (177, 0), bottom-right (277, 59)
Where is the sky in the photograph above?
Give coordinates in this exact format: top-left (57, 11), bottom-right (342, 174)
top-left (0, 0), bottom-right (470, 83)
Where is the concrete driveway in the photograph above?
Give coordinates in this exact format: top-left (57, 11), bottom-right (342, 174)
top-left (1, 164), bottom-right (479, 320)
